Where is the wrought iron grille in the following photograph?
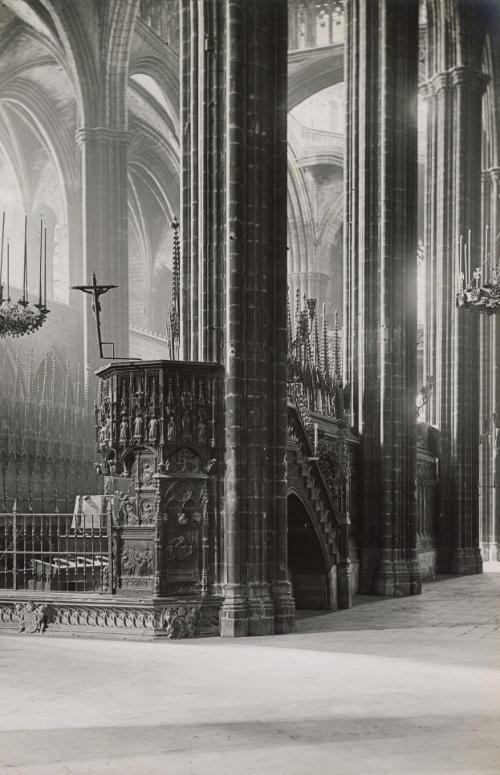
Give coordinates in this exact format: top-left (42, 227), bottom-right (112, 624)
top-left (0, 512), bottom-right (112, 593)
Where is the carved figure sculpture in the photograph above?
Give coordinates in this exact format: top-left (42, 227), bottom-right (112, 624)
top-left (148, 416), bottom-right (159, 442)
top-left (141, 502), bottom-right (155, 525)
top-left (163, 605), bottom-right (197, 638)
top-left (121, 548), bottom-right (132, 575)
top-left (197, 416), bottom-right (207, 443)
top-left (167, 415), bottom-right (176, 441)
top-left (99, 417), bottom-right (112, 451)
top-left (16, 602), bottom-right (48, 634)
top-left (137, 547), bottom-right (153, 576)
top-left (119, 419), bottom-right (128, 444)
top-left (121, 498), bottom-right (138, 526)
top-left (133, 414), bottom-right (143, 439)
top-left (141, 463), bottom-right (154, 486)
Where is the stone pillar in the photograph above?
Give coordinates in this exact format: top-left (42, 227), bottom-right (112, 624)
top-left (479, 166), bottom-right (500, 562)
top-left (180, 0), bottom-right (225, 365)
top-left (422, 2), bottom-right (487, 575)
top-left (181, 0), bottom-right (294, 636)
top-left (344, 0), bottom-right (420, 595)
top-left (76, 128), bottom-right (130, 372)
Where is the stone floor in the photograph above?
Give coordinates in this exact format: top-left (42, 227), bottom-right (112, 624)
top-left (1, 572), bottom-right (499, 775)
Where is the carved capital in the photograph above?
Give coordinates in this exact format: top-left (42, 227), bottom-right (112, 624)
top-left (76, 127), bottom-right (132, 149)
top-left (421, 67), bottom-right (489, 97)
top-left (485, 166), bottom-right (500, 184)
top-left (420, 71), bottom-right (451, 97)
top-left (449, 66), bottom-right (489, 93)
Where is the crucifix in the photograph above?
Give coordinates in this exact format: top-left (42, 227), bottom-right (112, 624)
top-left (72, 273), bottom-right (118, 359)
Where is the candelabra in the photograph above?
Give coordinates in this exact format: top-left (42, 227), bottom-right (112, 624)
top-left (456, 227), bottom-right (500, 315)
top-left (0, 212), bottom-right (50, 338)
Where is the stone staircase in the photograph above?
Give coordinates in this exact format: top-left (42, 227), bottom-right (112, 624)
top-left (287, 405), bottom-right (352, 608)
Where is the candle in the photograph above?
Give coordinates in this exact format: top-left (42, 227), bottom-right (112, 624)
top-left (22, 212), bottom-right (27, 303)
top-left (459, 234), bottom-right (464, 288)
top-left (38, 218), bottom-right (43, 305)
top-left (313, 422), bottom-right (319, 456)
top-left (464, 244), bottom-right (468, 287)
top-left (0, 210), bottom-right (4, 300)
top-left (485, 224), bottom-right (489, 282)
top-left (43, 225), bottom-right (47, 306)
top-left (6, 240), bottom-right (10, 301)
top-left (468, 229), bottom-right (472, 285)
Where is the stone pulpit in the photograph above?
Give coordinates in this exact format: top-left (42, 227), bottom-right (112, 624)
top-left (94, 359), bottom-right (224, 637)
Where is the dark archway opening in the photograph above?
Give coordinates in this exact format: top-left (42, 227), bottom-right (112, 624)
top-left (287, 493), bottom-right (330, 609)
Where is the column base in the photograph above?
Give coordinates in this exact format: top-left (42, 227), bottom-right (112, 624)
top-left (374, 560), bottom-right (396, 596)
top-left (373, 560), bottom-right (422, 597)
top-left (247, 583), bottom-right (275, 636)
top-left (408, 560), bottom-right (423, 595)
top-left (220, 585), bottom-right (248, 637)
top-left (337, 561), bottom-right (352, 609)
top-left (272, 581), bottom-right (295, 634)
top-left (358, 548), bottom-right (377, 594)
top-left (449, 548), bottom-right (483, 575)
top-left (480, 542), bottom-right (500, 562)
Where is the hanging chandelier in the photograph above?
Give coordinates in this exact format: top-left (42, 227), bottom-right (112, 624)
top-left (456, 227), bottom-right (500, 315)
top-left (0, 212), bottom-right (49, 338)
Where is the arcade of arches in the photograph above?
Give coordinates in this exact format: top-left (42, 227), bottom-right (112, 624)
top-left (0, 0), bottom-right (499, 640)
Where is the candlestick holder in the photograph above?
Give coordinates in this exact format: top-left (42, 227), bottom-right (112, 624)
top-left (0, 298), bottom-right (49, 338)
top-left (455, 227), bottom-right (500, 316)
top-left (456, 265), bottom-right (500, 316)
top-left (0, 210), bottom-right (50, 338)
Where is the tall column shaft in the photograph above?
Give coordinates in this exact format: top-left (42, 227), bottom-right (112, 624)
top-left (180, 0), bottom-right (224, 364)
top-left (480, 167), bottom-right (500, 561)
top-left (181, 0), bottom-right (294, 636)
top-left (422, 2), bottom-right (487, 575)
top-left (491, 170), bottom-right (500, 561)
top-left (77, 128), bottom-right (130, 372)
top-left (345, 0), bottom-right (420, 596)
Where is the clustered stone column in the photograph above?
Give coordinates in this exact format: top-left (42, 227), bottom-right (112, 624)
top-left (76, 128), bottom-right (130, 372)
top-left (422, 0), bottom-right (487, 574)
top-left (479, 165), bottom-right (500, 562)
top-left (180, 0), bottom-right (294, 636)
top-left (344, 0), bottom-right (421, 596)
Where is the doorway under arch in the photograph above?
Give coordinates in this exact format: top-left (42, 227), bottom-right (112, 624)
top-left (287, 492), bottom-right (331, 609)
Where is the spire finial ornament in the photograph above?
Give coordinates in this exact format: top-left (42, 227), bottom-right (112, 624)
top-left (168, 215), bottom-right (181, 360)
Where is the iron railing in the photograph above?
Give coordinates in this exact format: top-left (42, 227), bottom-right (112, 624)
top-left (0, 512), bottom-right (112, 593)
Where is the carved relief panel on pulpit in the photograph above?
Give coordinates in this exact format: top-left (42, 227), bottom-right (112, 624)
top-left (157, 448), bottom-right (210, 596)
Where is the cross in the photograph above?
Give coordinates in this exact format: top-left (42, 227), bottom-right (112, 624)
top-left (72, 273), bottom-right (117, 358)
